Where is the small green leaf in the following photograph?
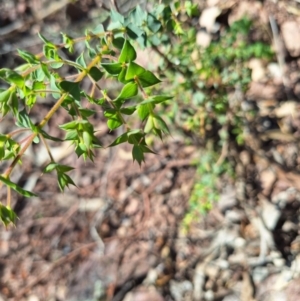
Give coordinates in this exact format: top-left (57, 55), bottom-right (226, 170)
top-left (79, 108), bottom-right (96, 118)
top-left (76, 53), bottom-right (87, 68)
top-left (126, 24), bottom-right (144, 40)
top-left (138, 70), bottom-right (161, 87)
top-left (6, 70), bottom-right (24, 88)
top-left (59, 120), bottom-right (79, 130)
top-left (118, 40), bottom-right (137, 63)
top-left (15, 109), bottom-right (34, 129)
top-left (89, 66), bottom-right (104, 81)
top-left (110, 9), bottom-right (124, 24)
top-left (101, 63), bottom-right (122, 75)
top-left (56, 164), bottom-right (75, 173)
top-left (109, 132), bottom-right (128, 147)
top-left (17, 49), bottom-right (39, 64)
top-left (116, 82), bottom-right (138, 101)
top-left (57, 172), bottom-right (76, 191)
top-left (50, 75), bottom-right (61, 99)
top-left (127, 131), bottom-right (145, 144)
top-left (64, 130), bottom-right (78, 141)
top-left (92, 24), bottom-right (105, 34)
top-left (0, 175), bottom-right (37, 197)
top-left (137, 104), bottom-right (152, 120)
top-left (107, 116), bottom-right (123, 130)
top-left (120, 107), bottom-right (136, 115)
top-left (153, 115), bottom-right (170, 134)
top-left (40, 130), bottom-right (63, 142)
top-left (118, 66), bottom-right (130, 84)
top-left (43, 162), bottom-right (58, 173)
top-left (125, 62), bottom-right (145, 80)
top-left (112, 37), bottom-right (125, 49)
top-left (128, 5), bottom-right (147, 26)
top-left (0, 89), bottom-right (11, 103)
top-left (139, 95), bottom-right (173, 105)
top-left (60, 81), bottom-right (81, 100)
top-left (147, 14), bottom-right (162, 33)
top-left (132, 145), bottom-right (144, 165)
top-left (0, 205), bottom-right (17, 227)
top-left (144, 115), bottom-right (154, 133)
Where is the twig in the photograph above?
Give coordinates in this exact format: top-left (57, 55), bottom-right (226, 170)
top-left (269, 15), bottom-right (293, 99)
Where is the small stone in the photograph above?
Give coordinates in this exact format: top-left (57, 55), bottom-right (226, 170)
top-left (196, 30), bottom-right (211, 48)
top-left (273, 258), bottom-right (286, 268)
top-left (252, 266), bottom-right (269, 283)
top-left (199, 7), bottom-right (221, 32)
top-left (234, 237), bottom-right (246, 249)
top-left (204, 290), bottom-right (214, 301)
top-left (281, 21), bottom-right (300, 57)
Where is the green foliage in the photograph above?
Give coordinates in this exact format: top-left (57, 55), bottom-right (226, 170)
top-left (151, 15), bottom-right (274, 227)
top-left (0, 4), bottom-right (182, 227)
top-left (0, 1), bottom-right (275, 229)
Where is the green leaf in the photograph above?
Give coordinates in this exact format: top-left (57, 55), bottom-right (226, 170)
top-left (43, 162), bottom-right (58, 173)
top-left (0, 205), bottom-right (17, 227)
top-left (40, 130), bottom-right (63, 142)
top-left (50, 75), bottom-right (61, 99)
top-left (61, 33), bottom-right (74, 53)
top-left (60, 81), bottom-right (81, 101)
top-left (132, 145), bottom-right (144, 165)
top-left (15, 109), bottom-right (34, 129)
top-left (107, 118), bottom-right (122, 130)
top-left (38, 33), bottom-right (52, 44)
top-left (153, 115), bottom-right (170, 134)
top-left (101, 63), bottom-right (122, 75)
top-left (79, 108), bottom-right (96, 118)
top-left (118, 40), bottom-right (137, 63)
top-left (92, 24), bottom-right (105, 34)
top-left (6, 70), bottom-right (24, 88)
top-left (59, 120), bottom-right (80, 130)
top-left (76, 53), bottom-right (87, 68)
top-left (113, 37), bottom-right (125, 49)
top-left (126, 24), bottom-right (144, 40)
top-left (116, 82), bottom-right (138, 100)
top-left (137, 104), bottom-right (152, 120)
top-left (125, 62), bottom-right (145, 80)
top-left (127, 131), bottom-right (145, 144)
top-left (138, 95), bottom-right (173, 105)
top-left (57, 172), bottom-right (76, 191)
top-left (144, 115), bottom-right (154, 133)
top-left (109, 132), bottom-right (128, 147)
top-left (89, 66), bottom-right (104, 81)
top-left (110, 9), bottom-right (124, 24)
top-left (56, 164), bottom-right (75, 173)
top-left (0, 175), bottom-right (37, 197)
top-left (117, 66), bottom-right (130, 84)
top-left (147, 14), bottom-right (162, 33)
top-left (0, 135), bottom-right (7, 160)
top-left (17, 49), bottom-right (39, 64)
top-left (128, 5), bottom-right (147, 26)
top-left (120, 107), bottom-right (136, 115)
top-left (0, 89), bottom-right (11, 103)
top-left (138, 70), bottom-right (161, 87)
top-left (64, 130), bottom-right (78, 141)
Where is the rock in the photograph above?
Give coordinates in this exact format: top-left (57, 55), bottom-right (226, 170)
top-left (199, 7), bottom-right (221, 33)
top-left (248, 58), bottom-right (266, 82)
top-left (170, 280), bottom-right (193, 301)
top-left (281, 21), bottom-right (300, 57)
top-left (196, 30), bottom-right (211, 48)
top-left (260, 198), bottom-right (281, 230)
top-left (123, 287), bottom-right (164, 301)
top-left (252, 266), bottom-right (269, 283)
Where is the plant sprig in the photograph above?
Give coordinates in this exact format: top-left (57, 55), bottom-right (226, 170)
top-left (0, 4), bottom-right (181, 227)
